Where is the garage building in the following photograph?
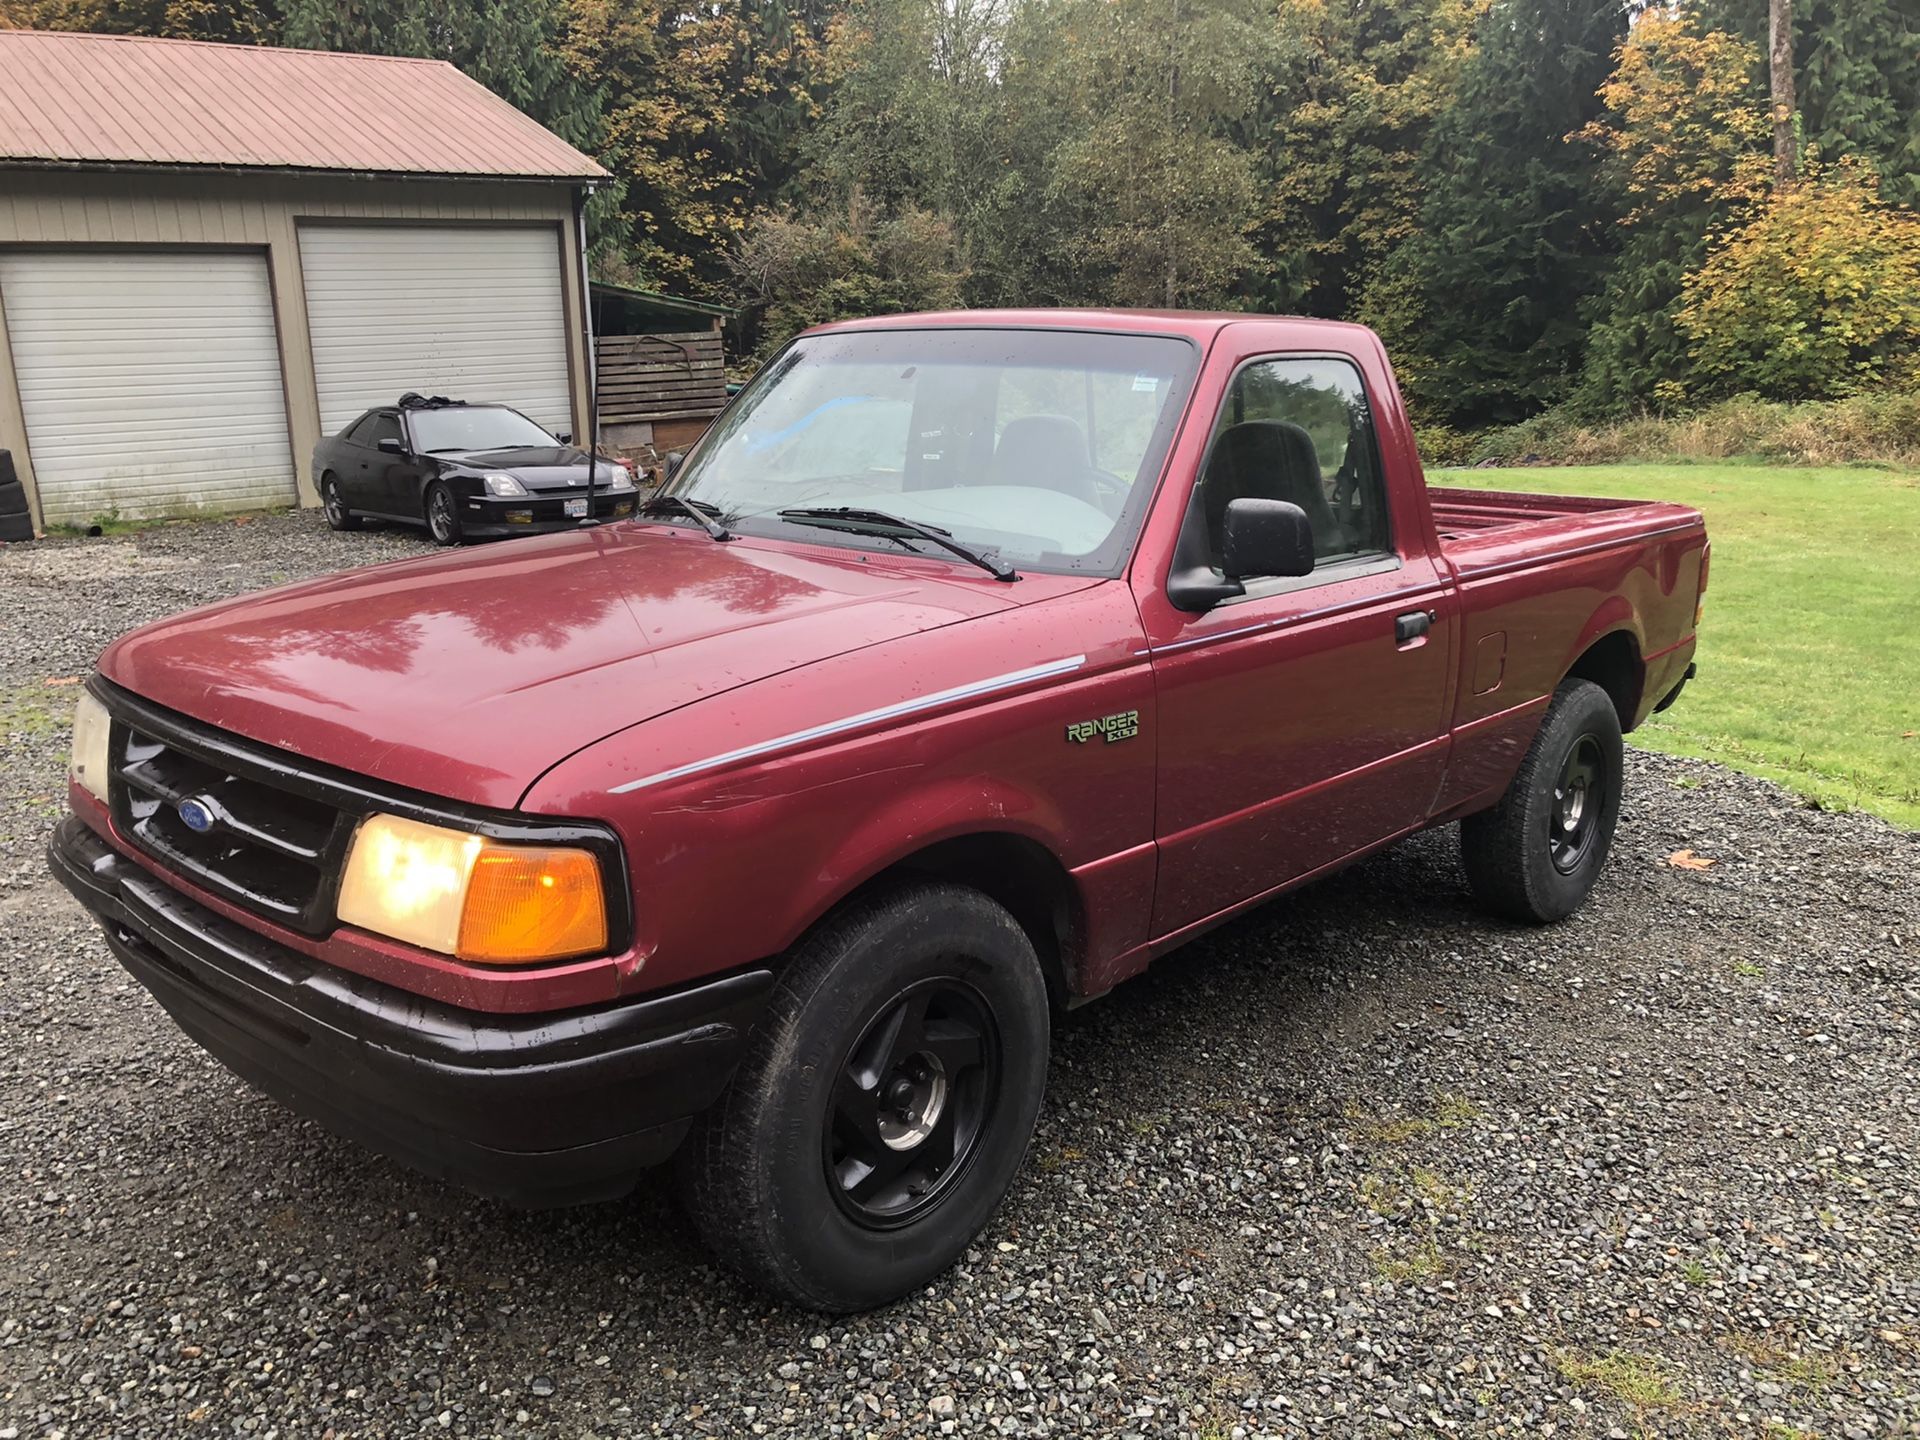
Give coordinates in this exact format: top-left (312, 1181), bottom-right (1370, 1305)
top-left (0, 29), bottom-right (608, 530)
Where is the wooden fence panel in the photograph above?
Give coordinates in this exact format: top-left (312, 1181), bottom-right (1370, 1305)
top-left (595, 330), bottom-right (727, 425)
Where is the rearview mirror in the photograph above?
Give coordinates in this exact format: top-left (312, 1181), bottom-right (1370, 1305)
top-left (377, 437), bottom-right (406, 456)
top-left (1221, 498), bottom-right (1315, 582)
top-left (555, 430), bottom-right (572, 444)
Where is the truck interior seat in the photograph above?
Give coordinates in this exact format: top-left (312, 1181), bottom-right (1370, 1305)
top-left (1202, 420), bottom-right (1341, 557)
top-left (986, 415), bottom-right (1104, 508)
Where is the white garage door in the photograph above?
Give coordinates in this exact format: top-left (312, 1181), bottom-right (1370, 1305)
top-left (0, 250), bottom-right (296, 525)
top-left (300, 225), bottom-right (572, 436)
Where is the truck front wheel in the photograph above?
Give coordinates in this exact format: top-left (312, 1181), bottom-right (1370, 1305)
top-left (1461, 677), bottom-right (1624, 923)
top-left (678, 881), bottom-right (1050, 1311)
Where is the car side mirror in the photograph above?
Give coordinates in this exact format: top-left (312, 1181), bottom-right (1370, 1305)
top-left (1167, 498), bottom-right (1315, 612)
top-left (554, 430), bottom-right (572, 444)
top-left (1221, 498), bottom-right (1315, 582)
top-left (664, 451), bottom-right (685, 480)
top-left (377, 437), bottom-right (406, 456)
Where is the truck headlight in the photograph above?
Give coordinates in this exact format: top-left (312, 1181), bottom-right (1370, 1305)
top-left (337, 813), bottom-right (608, 964)
top-left (71, 691), bottom-right (111, 802)
top-left (482, 473), bottom-right (528, 497)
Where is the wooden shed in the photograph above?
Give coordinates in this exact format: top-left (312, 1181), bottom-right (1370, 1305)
top-left (590, 282), bottom-right (734, 458)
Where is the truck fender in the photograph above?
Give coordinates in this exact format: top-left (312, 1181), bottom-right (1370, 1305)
top-left (774, 772), bottom-right (1084, 979)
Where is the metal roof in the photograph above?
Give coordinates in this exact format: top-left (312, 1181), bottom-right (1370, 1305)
top-left (590, 280), bottom-right (736, 319)
top-left (0, 30), bottom-right (608, 182)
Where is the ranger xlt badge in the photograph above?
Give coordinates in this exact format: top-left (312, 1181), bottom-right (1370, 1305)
top-left (1067, 710), bottom-right (1140, 744)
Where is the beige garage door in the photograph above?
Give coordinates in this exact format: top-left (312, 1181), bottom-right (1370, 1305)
top-left (0, 249), bottom-right (296, 525)
top-left (300, 225), bottom-right (573, 436)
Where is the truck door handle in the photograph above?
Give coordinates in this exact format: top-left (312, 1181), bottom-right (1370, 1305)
top-left (1395, 610), bottom-right (1434, 644)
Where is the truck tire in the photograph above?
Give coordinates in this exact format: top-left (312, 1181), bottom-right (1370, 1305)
top-left (0, 510), bottom-right (32, 543)
top-left (0, 478), bottom-right (27, 517)
top-left (679, 881), bottom-right (1050, 1312)
top-left (1461, 677), bottom-right (1623, 924)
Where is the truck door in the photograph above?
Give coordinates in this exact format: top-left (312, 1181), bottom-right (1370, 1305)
top-left (1139, 352), bottom-right (1454, 938)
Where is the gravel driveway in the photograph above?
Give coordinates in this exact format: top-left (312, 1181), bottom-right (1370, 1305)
top-left (2, 513), bottom-right (1915, 1439)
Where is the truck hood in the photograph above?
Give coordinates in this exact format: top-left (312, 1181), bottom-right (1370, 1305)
top-left (99, 525), bottom-right (1088, 810)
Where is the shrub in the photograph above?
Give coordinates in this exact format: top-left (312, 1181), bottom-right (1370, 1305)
top-left (1678, 161), bottom-right (1920, 401)
top-left (1412, 424), bottom-right (1479, 468)
top-left (1464, 390), bottom-right (1920, 469)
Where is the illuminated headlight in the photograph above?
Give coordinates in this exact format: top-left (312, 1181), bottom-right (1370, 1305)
top-left (336, 813), bottom-right (608, 965)
top-left (70, 691), bottom-right (111, 802)
top-left (482, 472), bottom-right (528, 497)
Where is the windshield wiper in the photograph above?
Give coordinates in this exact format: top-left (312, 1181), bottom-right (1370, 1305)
top-left (778, 507), bottom-right (1017, 582)
top-left (639, 494), bottom-right (731, 541)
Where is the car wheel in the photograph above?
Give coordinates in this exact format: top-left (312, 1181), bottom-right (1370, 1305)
top-left (678, 881), bottom-right (1050, 1312)
top-left (320, 474), bottom-right (361, 532)
top-left (425, 481), bottom-right (462, 546)
top-left (1461, 677), bottom-right (1624, 923)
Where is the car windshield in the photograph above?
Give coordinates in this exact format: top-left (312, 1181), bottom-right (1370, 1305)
top-left (664, 327), bottom-right (1197, 575)
top-left (408, 406), bottom-right (556, 454)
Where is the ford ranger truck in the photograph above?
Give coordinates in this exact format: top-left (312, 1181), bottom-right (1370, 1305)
top-left (51, 311), bottom-right (1707, 1312)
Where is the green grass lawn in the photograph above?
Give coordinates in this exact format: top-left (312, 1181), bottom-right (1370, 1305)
top-left (1433, 462), bottom-right (1920, 830)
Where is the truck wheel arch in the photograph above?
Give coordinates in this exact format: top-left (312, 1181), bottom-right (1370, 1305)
top-left (788, 830), bottom-right (1082, 1011)
top-left (1563, 628), bottom-right (1644, 733)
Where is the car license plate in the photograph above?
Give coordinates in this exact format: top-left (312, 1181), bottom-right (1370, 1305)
top-left (564, 498), bottom-right (588, 518)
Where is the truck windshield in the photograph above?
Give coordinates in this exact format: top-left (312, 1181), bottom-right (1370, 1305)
top-left (666, 327), bottom-right (1197, 575)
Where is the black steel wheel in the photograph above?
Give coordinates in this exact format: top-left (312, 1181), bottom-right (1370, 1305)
top-left (1462, 677), bottom-right (1624, 923)
top-left (1548, 733), bottom-right (1606, 874)
top-left (679, 881), bottom-right (1049, 1312)
top-left (825, 978), bottom-right (1000, 1228)
top-left (425, 481), bottom-right (461, 546)
top-left (320, 474), bottom-right (360, 532)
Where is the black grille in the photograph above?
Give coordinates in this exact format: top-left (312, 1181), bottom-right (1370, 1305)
top-left (108, 711), bottom-right (356, 934)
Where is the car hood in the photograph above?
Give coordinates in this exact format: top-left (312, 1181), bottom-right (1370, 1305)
top-left (439, 445), bottom-right (619, 490)
top-left (99, 525), bottom-right (1092, 810)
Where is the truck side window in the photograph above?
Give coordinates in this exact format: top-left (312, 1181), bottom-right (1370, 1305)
top-left (1196, 357), bottom-right (1390, 567)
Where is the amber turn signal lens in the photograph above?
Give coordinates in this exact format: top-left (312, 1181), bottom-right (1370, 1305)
top-left (456, 844), bottom-right (607, 965)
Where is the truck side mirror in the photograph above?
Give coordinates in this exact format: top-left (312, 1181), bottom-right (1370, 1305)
top-left (1221, 498), bottom-right (1315, 582)
top-left (1167, 498), bottom-right (1315, 612)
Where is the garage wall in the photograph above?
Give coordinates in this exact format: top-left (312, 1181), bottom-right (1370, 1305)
top-left (0, 169), bottom-right (591, 529)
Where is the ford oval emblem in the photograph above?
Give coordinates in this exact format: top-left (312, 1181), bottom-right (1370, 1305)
top-left (176, 797), bottom-right (216, 834)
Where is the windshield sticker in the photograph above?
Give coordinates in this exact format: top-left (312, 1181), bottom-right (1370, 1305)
top-left (1131, 375), bottom-right (1158, 393)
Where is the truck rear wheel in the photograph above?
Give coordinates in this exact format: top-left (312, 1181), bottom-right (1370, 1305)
top-left (678, 881), bottom-right (1049, 1312)
top-left (1461, 677), bottom-right (1624, 923)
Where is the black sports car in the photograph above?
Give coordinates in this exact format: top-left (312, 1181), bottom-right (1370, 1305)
top-left (313, 396), bottom-right (638, 545)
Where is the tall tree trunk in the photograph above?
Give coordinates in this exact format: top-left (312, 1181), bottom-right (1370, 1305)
top-left (1770, 0), bottom-right (1796, 185)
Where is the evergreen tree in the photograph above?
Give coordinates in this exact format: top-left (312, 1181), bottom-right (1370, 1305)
top-left (1363, 0), bottom-right (1630, 427)
top-left (1253, 0), bottom-right (1477, 318)
top-left (1699, 0), bottom-right (1920, 203)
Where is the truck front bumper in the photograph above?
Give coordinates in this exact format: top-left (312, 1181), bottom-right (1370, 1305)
top-left (49, 816), bottom-right (771, 1208)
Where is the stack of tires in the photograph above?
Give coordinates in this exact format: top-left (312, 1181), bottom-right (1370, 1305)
top-left (0, 450), bottom-right (32, 542)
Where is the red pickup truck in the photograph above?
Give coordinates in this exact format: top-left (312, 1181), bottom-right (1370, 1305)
top-left (52, 310), bottom-right (1706, 1311)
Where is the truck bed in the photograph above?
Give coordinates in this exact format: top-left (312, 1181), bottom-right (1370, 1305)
top-left (1428, 485), bottom-right (1705, 579)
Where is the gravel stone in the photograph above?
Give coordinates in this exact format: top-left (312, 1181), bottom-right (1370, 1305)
top-left (2, 512), bottom-right (1916, 1437)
